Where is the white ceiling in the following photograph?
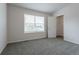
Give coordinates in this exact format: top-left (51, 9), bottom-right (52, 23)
top-left (9, 3), bottom-right (70, 14)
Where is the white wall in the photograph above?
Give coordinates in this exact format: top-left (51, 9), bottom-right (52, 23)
top-left (48, 16), bottom-right (56, 38)
top-left (0, 4), bottom-right (7, 53)
top-left (7, 5), bottom-right (50, 43)
top-left (54, 4), bottom-right (79, 44)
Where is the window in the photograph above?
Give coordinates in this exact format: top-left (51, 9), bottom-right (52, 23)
top-left (24, 14), bottom-right (45, 33)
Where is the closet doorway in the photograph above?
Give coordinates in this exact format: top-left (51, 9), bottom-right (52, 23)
top-left (56, 15), bottom-right (64, 38)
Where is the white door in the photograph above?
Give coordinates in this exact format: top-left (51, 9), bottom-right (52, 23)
top-left (48, 16), bottom-right (56, 38)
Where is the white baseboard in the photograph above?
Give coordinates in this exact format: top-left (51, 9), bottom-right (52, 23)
top-left (0, 44), bottom-right (7, 54)
top-left (8, 37), bottom-right (46, 44)
top-left (64, 38), bottom-right (79, 44)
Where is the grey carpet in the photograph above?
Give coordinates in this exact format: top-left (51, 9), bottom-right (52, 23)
top-left (1, 38), bottom-right (79, 55)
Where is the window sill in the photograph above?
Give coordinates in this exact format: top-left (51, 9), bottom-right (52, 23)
top-left (24, 31), bottom-right (45, 34)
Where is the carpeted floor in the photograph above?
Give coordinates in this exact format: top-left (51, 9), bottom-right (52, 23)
top-left (1, 38), bottom-right (79, 55)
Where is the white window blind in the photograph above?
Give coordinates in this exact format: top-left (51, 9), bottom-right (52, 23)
top-left (24, 14), bottom-right (45, 33)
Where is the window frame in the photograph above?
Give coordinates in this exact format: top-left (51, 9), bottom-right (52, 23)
top-left (24, 14), bottom-right (45, 33)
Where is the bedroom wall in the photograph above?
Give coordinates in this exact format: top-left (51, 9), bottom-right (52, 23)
top-left (0, 3), bottom-right (7, 53)
top-left (54, 3), bottom-right (79, 44)
top-left (7, 5), bottom-right (50, 43)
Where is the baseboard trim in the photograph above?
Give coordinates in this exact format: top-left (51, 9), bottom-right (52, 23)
top-left (64, 38), bottom-right (79, 44)
top-left (8, 37), bottom-right (47, 44)
top-left (0, 43), bottom-right (7, 54)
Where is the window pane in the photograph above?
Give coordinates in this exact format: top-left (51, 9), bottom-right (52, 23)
top-left (35, 16), bottom-right (44, 23)
top-left (24, 14), bottom-right (35, 32)
top-left (24, 14), bottom-right (34, 23)
top-left (24, 23), bottom-right (35, 32)
top-left (35, 16), bottom-right (44, 32)
top-left (35, 23), bottom-right (44, 32)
